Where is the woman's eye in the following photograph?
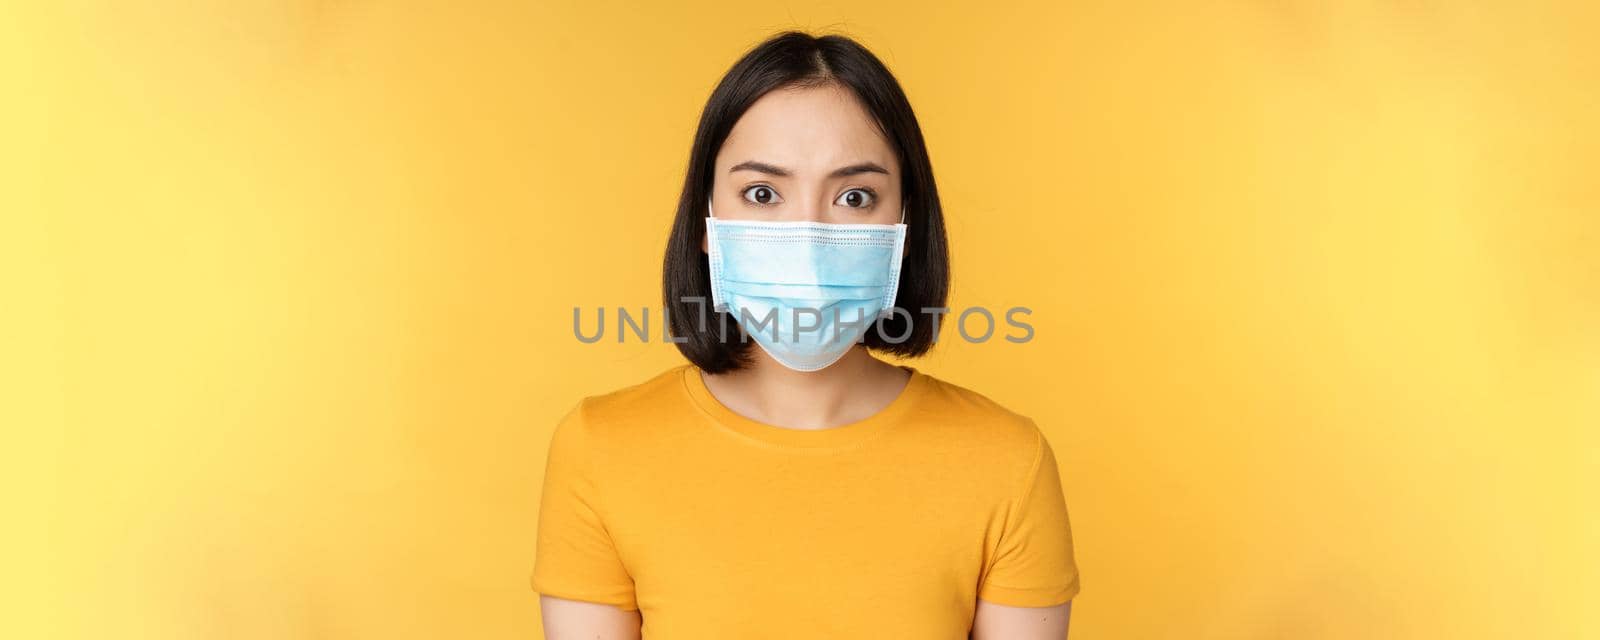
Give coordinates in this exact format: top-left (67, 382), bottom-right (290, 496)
top-left (741, 185), bottom-right (782, 205)
top-left (835, 188), bottom-right (875, 209)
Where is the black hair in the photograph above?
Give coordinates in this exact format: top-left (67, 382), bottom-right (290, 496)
top-left (662, 31), bottom-right (950, 373)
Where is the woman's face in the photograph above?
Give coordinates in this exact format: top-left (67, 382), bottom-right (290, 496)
top-left (710, 83), bottom-right (903, 226)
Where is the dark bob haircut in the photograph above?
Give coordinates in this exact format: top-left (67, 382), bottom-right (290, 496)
top-left (662, 31), bottom-right (950, 373)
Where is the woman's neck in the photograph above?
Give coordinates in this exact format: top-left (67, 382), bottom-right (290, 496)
top-left (700, 346), bottom-right (912, 430)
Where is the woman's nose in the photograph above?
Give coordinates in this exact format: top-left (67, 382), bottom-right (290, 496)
top-left (787, 195), bottom-right (832, 223)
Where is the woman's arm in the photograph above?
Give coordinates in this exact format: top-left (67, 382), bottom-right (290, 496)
top-left (538, 595), bottom-right (641, 640)
top-left (972, 599), bottom-right (1072, 639)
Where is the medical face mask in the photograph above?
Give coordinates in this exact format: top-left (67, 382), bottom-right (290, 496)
top-left (705, 199), bottom-right (908, 372)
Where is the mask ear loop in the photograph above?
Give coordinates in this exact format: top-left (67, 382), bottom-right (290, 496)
top-left (881, 203), bottom-right (909, 319)
top-left (704, 197), bottom-right (726, 311)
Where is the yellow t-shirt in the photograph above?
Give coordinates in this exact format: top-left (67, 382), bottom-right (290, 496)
top-left (531, 364), bottom-right (1080, 638)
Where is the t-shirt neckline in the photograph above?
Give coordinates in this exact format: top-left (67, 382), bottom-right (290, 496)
top-left (680, 363), bottom-right (930, 450)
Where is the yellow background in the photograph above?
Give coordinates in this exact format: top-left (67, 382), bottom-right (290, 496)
top-left (5, 1), bottom-right (1596, 638)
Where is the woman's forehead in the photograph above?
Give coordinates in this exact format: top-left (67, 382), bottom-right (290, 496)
top-left (717, 84), bottom-right (898, 176)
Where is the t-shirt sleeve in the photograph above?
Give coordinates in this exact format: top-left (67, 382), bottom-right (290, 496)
top-left (530, 399), bottom-right (639, 610)
top-left (977, 425), bottom-right (1082, 607)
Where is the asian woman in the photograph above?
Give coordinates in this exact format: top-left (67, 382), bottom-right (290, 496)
top-left (533, 31), bottom-right (1080, 640)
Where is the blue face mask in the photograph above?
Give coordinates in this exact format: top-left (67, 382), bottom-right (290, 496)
top-left (705, 199), bottom-right (908, 372)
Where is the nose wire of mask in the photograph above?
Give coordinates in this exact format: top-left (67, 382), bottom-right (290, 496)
top-left (703, 197), bottom-right (909, 372)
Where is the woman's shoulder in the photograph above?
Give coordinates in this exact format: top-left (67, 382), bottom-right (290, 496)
top-left (551, 364), bottom-right (696, 438)
top-left (909, 369), bottom-right (1047, 453)
top-left (560, 362), bottom-right (692, 416)
top-left (900, 369), bottom-right (1062, 492)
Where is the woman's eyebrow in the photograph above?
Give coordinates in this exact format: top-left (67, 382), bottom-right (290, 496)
top-left (727, 161), bottom-right (891, 178)
top-left (828, 162), bottom-right (890, 178)
top-left (728, 161), bottom-right (791, 176)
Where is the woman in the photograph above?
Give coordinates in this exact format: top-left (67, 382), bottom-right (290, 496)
top-left (533, 31), bottom-right (1080, 639)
